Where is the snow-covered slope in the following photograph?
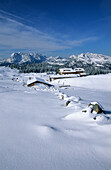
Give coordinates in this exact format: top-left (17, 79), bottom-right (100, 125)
top-left (7, 52), bottom-right (47, 64)
top-left (0, 66), bottom-right (111, 170)
top-left (53, 73), bottom-right (111, 91)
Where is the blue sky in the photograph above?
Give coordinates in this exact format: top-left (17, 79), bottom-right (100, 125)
top-left (0, 0), bottom-right (111, 58)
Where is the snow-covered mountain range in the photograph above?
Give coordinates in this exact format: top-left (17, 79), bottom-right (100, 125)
top-left (47, 56), bottom-right (68, 65)
top-left (6, 52), bottom-right (47, 64)
top-left (47, 52), bottom-right (111, 70)
top-left (69, 52), bottom-right (111, 66)
top-left (0, 52), bottom-right (111, 70)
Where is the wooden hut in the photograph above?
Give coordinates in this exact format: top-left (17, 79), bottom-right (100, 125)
top-left (27, 77), bottom-right (53, 87)
top-left (58, 68), bottom-right (85, 75)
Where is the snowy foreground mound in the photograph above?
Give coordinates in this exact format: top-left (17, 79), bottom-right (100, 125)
top-left (0, 67), bottom-right (111, 170)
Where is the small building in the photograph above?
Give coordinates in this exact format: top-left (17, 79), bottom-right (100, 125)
top-left (49, 67), bottom-right (86, 82)
top-left (49, 74), bottom-right (79, 82)
top-left (27, 77), bottom-right (53, 87)
top-left (58, 68), bottom-right (85, 75)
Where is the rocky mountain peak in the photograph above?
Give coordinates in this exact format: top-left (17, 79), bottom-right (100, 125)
top-left (7, 52), bottom-right (47, 64)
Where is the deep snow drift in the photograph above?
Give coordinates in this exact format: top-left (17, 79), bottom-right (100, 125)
top-left (0, 66), bottom-right (111, 170)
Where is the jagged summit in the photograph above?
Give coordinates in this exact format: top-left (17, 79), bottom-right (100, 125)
top-left (69, 52), bottom-right (111, 65)
top-left (55, 56), bottom-right (63, 60)
top-left (7, 52), bottom-right (47, 64)
top-left (47, 56), bottom-right (63, 61)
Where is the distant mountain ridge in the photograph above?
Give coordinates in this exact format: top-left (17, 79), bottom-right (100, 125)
top-left (46, 52), bottom-right (111, 69)
top-left (69, 52), bottom-right (111, 66)
top-left (0, 52), bottom-right (111, 71)
top-left (6, 52), bottom-right (47, 64)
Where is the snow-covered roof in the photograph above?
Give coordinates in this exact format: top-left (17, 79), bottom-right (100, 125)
top-left (59, 68), bottom-right (85, 73)
top-left (27, 77), bottom-right (53, 87)
top-left (59, 68), bottom-right (73, 71)
top-left (59, 68), bottom-right (75, 72)
top-left (50, 74), bottom-right (80, 78)
top-left (80, 73), bottom-right (87, 76)
top-left (74, 68), bottom-right (85, 71)
top-left (27, 77), bottom-right (46, 86)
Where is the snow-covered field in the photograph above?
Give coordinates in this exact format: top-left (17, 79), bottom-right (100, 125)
top-left (0, 66), bottom-right (111, 170)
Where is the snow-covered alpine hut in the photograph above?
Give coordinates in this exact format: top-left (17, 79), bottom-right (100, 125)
top-left (58, 68), bottom-right (86, 75)
top-left (27, 77), bottom-right (53, 87)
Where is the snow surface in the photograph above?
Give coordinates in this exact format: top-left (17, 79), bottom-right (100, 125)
top-left (0, 66), bottom-right (111, 170)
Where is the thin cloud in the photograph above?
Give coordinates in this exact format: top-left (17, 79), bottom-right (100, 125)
top-left (66, 37), bottom-right (99, 46)
top-left (0, 9), bottom-right (32, 24)
top-left (0, 10), bottom-right (98, 55)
